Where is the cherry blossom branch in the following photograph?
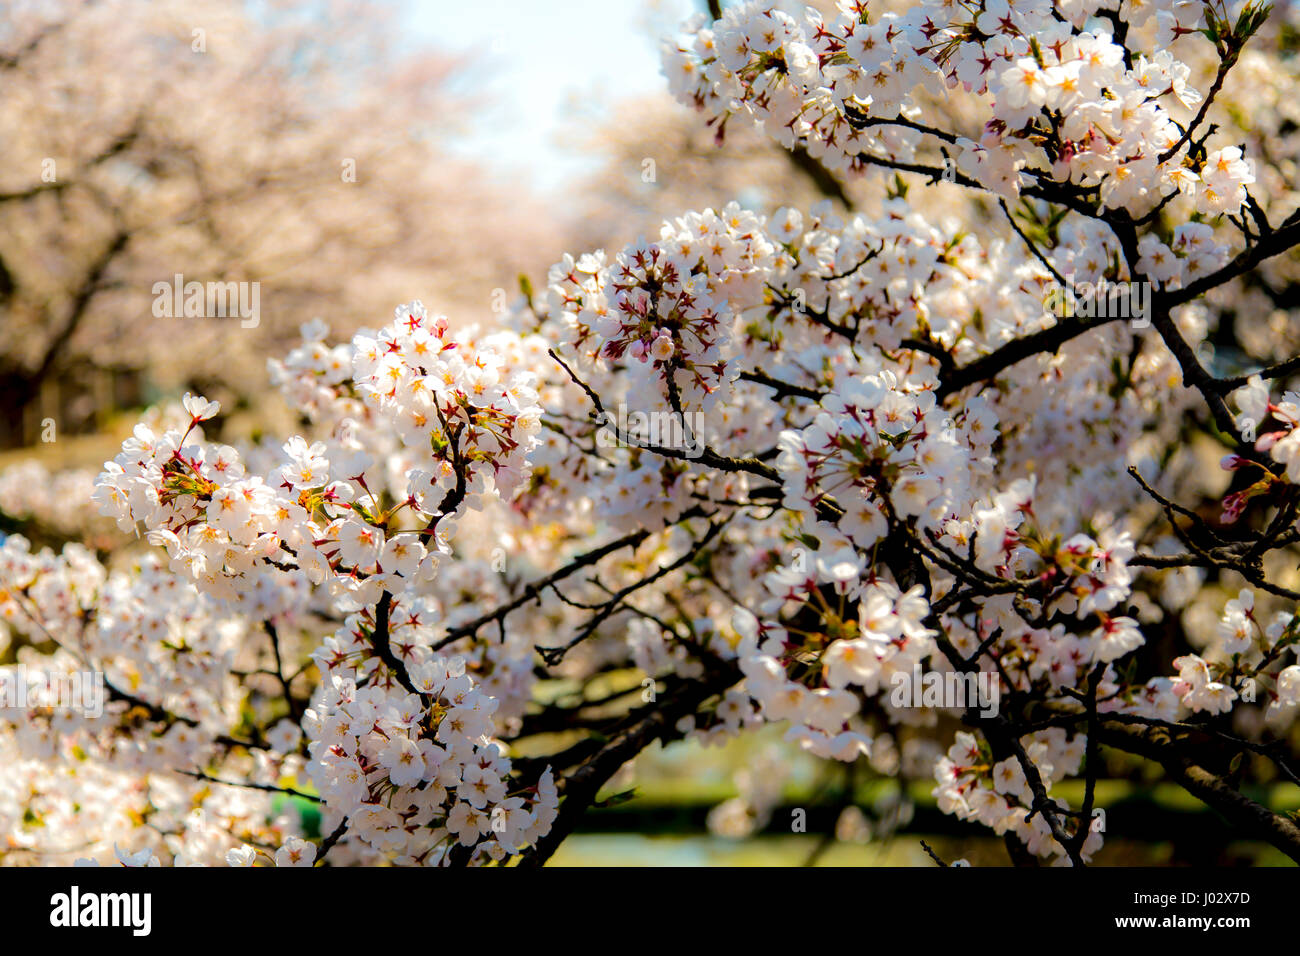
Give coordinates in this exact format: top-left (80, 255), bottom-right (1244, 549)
top-left (535, 515), bottom-right (730, 666)
top-left (1217, 356), bottom-right (1300, 390)
top-left (738, 368), bottom-right (826, 401)
top-left (263, 620), bottom-right (302, 722)
top-left (429, 525), bottom-right (668, 651)
top-left (879, 523), bottom-right (1086, 865)
top-left (1092, 717), bottom-right (1300, 862)
top-left (548, 348), bottom-right (780, 481)
top-left (1158, 48), bottom-right (1238, 164)
top-left (998, 198), bottom-right (1068, 287)
top-left (367, 592), bottom-right (421, 697)
top-left (178, 769), bottom-right (323, 804)
top-left (515, 657), bottom-right (742, 867)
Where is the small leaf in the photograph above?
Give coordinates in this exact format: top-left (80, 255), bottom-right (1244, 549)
top-left (594, 788), bottom-right (638, 808)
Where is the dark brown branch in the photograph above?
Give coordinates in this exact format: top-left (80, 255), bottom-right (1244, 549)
top-left (179, 769), bottom-right (322, 804)
top-left (937, 313), bottom-right (1117, 398)
top-left (536, 515), bottom-right (729, 665)
top-left (516, 658), bottom-right (742, 867)
top-left (1091, 717), bottom-right (1300, 863)
top-left (737, 368), bottom-right (825, 401)
top-left (431, 525), bottom-right (663, 651)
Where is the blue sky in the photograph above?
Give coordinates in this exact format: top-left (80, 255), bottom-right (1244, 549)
top-left (403, 0), bottom-right (697, 194)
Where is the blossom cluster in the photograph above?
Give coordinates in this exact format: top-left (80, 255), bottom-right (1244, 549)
top-left (932, 728), bottom-right (1101, 865)
top-left (303, 665), bottom-right (557, 864)
top-left (664, 0), bottom-right (1260, 213)
top-left (0, 306), bottom-right (565, 865)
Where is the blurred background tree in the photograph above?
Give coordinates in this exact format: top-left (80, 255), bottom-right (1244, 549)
top-left (0, 0), bottom-right (556, 447)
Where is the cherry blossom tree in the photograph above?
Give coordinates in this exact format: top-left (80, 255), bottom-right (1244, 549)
top-left (4, 0), bottom-right (1300, 867)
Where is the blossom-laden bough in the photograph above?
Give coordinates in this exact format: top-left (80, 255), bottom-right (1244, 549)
top-left (4, 0), bottom-right (1300, 866)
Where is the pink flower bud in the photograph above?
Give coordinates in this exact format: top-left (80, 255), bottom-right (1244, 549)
top-left (1256, 430), bottom-right (1288, 452)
